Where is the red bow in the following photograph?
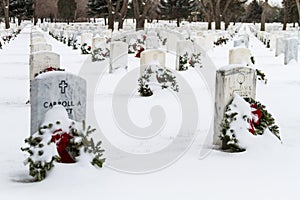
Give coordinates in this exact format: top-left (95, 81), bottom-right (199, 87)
top-left (135, 47), bottom-right (145, 58)
top-left (248, 104), bottom-right (262, 135)
top-left (51, 129), bottom-right (75, 163)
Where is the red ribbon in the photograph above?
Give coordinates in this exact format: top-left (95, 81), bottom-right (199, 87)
top-left (51, 129), bottom-right (75, 163)
top-left (248, 104), bottom-right (262, 135)
top-left (135, 47), bottom-right (145, 58)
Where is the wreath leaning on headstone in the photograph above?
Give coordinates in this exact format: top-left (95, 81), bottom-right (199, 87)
top-left (21, 108), bottom-right (105, 182)
top-left (219, 93), bottom-right (281, 152)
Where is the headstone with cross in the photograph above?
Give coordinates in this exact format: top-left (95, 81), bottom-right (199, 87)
top-left (30, 71), bottom-right (86, 134)
top-left (213, 65), bottom-right (257, 146)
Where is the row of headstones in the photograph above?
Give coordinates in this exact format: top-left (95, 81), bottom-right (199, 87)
top-left (255, 29), bottom-right (298, 65)
top-left (29, 27), bottom-right (60, 80)
top-left (44, 23), bottom-right (217, 74)
top-left (0, 24), bottom-right (23, 46)
top-left (29, 27), bottom-right (87, 135)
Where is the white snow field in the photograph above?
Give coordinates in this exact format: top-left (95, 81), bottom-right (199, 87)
top-left (0, 22), bottom-right (300, 200)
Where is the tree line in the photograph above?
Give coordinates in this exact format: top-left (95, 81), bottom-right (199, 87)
top-left (1, 0), bottom-right (300, 31)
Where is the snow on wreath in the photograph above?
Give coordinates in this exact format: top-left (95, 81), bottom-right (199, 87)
top-left (21, 106), bottom-right (105, 182)
top-left (219, 93), bottom-right (281, 152)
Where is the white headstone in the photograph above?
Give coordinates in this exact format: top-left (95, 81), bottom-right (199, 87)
top-left (213, 66), bottom-right (256, 145)
top-left (145, 36), bottom-right (160, 50)
top-left (30, 43), bottom-right (52, 53)
top-left (140, 49), bottom-right (166, 75)
top-left (284, 38), bottom-right (298, 65)
top-left (275, 37), bottom-right (285, 57)
top-left (31, 37), bottom-right (47, 44)
top-left (92, 37), bottom-right (109, 62)
top-left (30, 51), bottom-right (60, 80)
top-left (229, 48), bottom-right (252, 66)
top-left (81, 32), bottom-right (93, 45)
top-left (176, 40), bottom-right (194, 70)
top-left (109, 41), bottom-right (128, 73)
top-left (30, 72), bottom-right (86, 134)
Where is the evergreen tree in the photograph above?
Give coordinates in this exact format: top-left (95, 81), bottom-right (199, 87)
top-left (245, 0), bottom-right (262, 23)
top-left (57, 0), bottom-right (77, 24)
top-left (166, 0), bottom-right (198, 27)
top-left (9, 0), bottom-right (34, 25)
top-left (87, 0), bottom-right (108, 24)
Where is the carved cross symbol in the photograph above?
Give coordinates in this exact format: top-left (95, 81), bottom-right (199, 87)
top-left (59, 80), bottom-right (68, 94)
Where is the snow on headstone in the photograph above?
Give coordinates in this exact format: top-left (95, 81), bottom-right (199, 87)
top-left (30, 43), bottom-right (52, 53)
top-left (175, 40), bottom-right (194, 71)
top-left (81, 32), bottom-right (93, 45)
top-left (213, 66), bottom-right (256, 146)
top-left (284, 38), bottom-right (298, 65)
top-left (140, 49), bottom-right (166, 75)
top-left (109, 41), bottom-right (128, 73)
top-left (31, 37), bottom-right (47, 44)
top-left (229, 47), bottom-right (252, 66)
top-left (145, 36), bottom-right (160, 50)
top-left (30, 72), bottom-right (86, 134)
top-left (29, 51), bottom-right (60, 80)
top-left (275, 37), bottom-right (285, 57)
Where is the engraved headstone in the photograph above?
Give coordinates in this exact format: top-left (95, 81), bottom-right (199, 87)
top-left (140, 49), bottom-right (166, 75)
top-left (213, 66), bottom-right (256, 145)
top-left (30, 72), bottom-right (86, 134)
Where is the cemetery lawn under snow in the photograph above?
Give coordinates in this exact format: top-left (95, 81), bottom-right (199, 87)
top-left (1, 22), bottom-right (300, 200)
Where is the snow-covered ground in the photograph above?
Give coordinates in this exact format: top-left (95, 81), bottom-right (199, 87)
top-left (1, 22), bottom-right (300, 199)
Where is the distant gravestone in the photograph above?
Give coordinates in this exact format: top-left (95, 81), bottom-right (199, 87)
top-left (109, 41), bottom-right (128, 73)
top-left (81, 32), bottom-right (93, 45)
top-left (275, 37), bottom-right (285, 57)
top-left (92, 36), bottom-right (109, 62)
top-left (213, 66), bottom-right (256, 145)
top-left (176, 40), bottom-right (194, 70)
top-left (229, 48), bottom-right (252, 66)
top-left (284, 38), bottom-right (298, 65)
top-left (30, 43), bottom-right (52, 53)
top-left (140, 49), bottom-right (166, 75)
top-left (145, 36), bottom-right (160, 50)
top-left (30, 72), bottom-right (86, 134)
top-left (29, 51), bottom-right (60, 80)
top-left (31, 37), bottom-right (47, 44)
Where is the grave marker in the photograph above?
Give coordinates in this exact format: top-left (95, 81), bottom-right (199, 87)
top-left (30, 72), bottom-right (86, 134)
top-left (213, 66), bottom-right (257, 145)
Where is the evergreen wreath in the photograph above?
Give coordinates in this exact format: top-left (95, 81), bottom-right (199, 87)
top-left (81, 43), bottom-right (92, 54)
top-left (21, 120), bottom-right (105, 182)
top-left (92, 47), bottom-right (110, 62)
top-left (179, 52), bottom-right (202, 71)
top-left (256, 69), bottom-right (267, 84)
top-left (214, 36), bottom-right (229, 46)
top-left (34, 67), bottom-right (65, 78)
top-left (138, 66), bottom-right (179, 96)
top-left (220, 94), bottom-right (281, 152)
top-left (178, 52), bottom-right (189, 71)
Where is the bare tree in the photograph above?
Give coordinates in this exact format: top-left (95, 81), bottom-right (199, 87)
top-left (295, 0), bottom-right (300, 28)
top-left (261, 0), bottom-right (269, 31)
top-left (132, 0), bottom-right (153, 30)
top-left (1, 0), bottom-right (10, 29)
top-left (105, 0), bottom-right (128, 31)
